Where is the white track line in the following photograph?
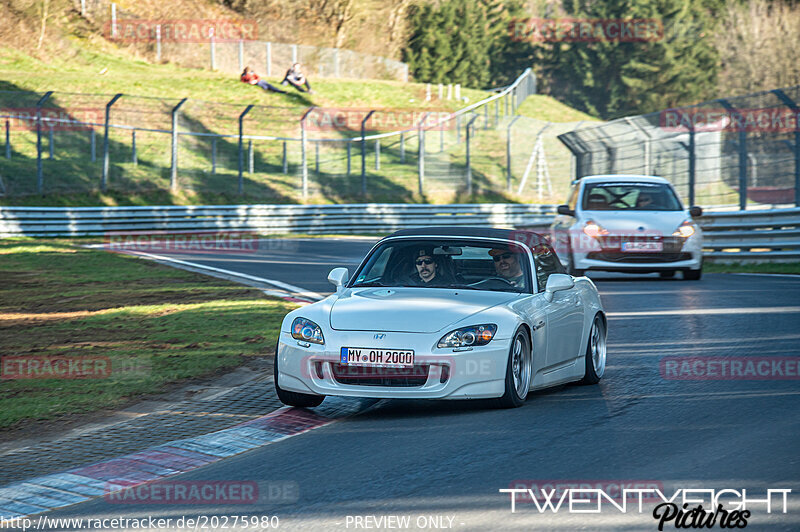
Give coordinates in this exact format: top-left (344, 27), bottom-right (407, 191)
top-left (123, 250), bottom-right (325, 301)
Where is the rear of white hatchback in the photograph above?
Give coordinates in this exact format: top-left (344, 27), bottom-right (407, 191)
top-left (551, 175), bottom-right (704, 280)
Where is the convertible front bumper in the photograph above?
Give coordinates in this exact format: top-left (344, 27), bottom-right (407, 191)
top-left (276, 330), bottom-right (511, 400)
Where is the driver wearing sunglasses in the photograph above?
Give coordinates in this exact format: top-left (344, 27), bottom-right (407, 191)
top-left (409, 248), bottom-right (440, 286)
top-left (489, 248), bottom-right (526, 288)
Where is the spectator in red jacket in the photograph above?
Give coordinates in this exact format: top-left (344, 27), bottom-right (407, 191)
top-left (241, 66), bottom-right (286, 93)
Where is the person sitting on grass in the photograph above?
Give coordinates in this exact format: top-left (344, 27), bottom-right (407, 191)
top-left (281, 63), bottom-right (314, 93)
top-left (241, 66), bottom-right (286, 94)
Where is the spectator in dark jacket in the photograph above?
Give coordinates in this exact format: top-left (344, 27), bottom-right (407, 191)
top-left (281, 63), bottom-right (314, 93)
top-left (241, 66), bottom-right (286, 93)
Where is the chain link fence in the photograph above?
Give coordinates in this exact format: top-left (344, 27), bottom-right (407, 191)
top-left (75, 0), bottom-right (408, 82)
top-left (558, 86), bottom-right (800, 209)
top-left (0, 68), bottom-right (576, 203)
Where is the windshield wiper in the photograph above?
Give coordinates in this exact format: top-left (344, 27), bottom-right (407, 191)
top-left (351, 281), bottom-right (387, 288)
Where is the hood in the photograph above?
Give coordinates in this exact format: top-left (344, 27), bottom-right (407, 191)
top-left (329, 287), bottom-right (519, 333)
top-left (585, 210), bottom-right (688, 234)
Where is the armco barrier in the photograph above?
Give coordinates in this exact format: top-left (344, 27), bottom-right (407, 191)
top-left (1, 204), bottom-right (797, 262)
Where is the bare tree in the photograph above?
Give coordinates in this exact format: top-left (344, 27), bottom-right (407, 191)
top-left (716, 0), bottom-right (800, 94)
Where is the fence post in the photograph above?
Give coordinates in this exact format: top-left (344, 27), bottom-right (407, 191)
top-left (400, 132), bottom-right (405, 163)
top-left (334, 48), bottom-right (340, 78)
top-left (772, 89), bottom-right (800, 207)
top-left (495, 99), bottom-right (499, 126)
top-left (375, 140), bottom-right (380, 171)
top-left (111, 3), bottom-right (117, 38)
top-left (238, 40), bottom-right (244, 71)
top-left (688, 124), bottom-right (696, 207)
top-left (90, 129), bottom-right (96, 162)
top-left (506, 115), bottom-right (521, 192)
top-left (315, 141), bottom-right (320, 174)
top-left (266, 42), bottom-right (272, 76)
top-left (248, 140), bottom-right (254, 173)
top-left (131, 129), bottom-right (137, 165)
top-left (171, 97), bottom-right (187, 192)
top-left (282, 140), bottom-right (287, 174)
top-left (466, 115), bottom-right (479, 195)
top-left (719, 99), bottom-right (747, 210)
top-left (456, 115), bottom-right (461, 144)
top-left (360, 110), bottom-right (376, 196)
top-left (156, 25), bottom-right (161, 62)
top-left (4, 119), bottom-right (9, 159)
top-left (300, 107), bottom-right (315, 199)
top-left (102, 93), bottom-right (123, 192)
top-left (483, 104), bottom-right (488, 130)
top-left (346, 141), bottom-right (351, 176)
top-left (48, 124), bottom-right (54, 159)
top-left (237, 104), bottom-right (254, 194)
top-left (36, 91), bottom-right (53, 195)
top-left (211, 137), bottom-right (217, 174)
top-left (417, 113), bottom-right (429, 196)
top-left (209, 28), bottom-right (216, 70)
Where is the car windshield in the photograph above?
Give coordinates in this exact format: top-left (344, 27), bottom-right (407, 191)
top-left (349, 239), bottom-right (532, 293)
top-left (582, 182), bottom-right (682, 211)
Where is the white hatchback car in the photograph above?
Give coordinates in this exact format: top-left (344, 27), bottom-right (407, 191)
top-left (551, 175), bottom-right (704, 279)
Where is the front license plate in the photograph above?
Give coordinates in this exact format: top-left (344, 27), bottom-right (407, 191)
top-left (340, 347), bottom-right (414, 367)
top-left (622, 241), bottom-right (663, 252)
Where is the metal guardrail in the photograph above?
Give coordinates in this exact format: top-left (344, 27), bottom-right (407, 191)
top-left (2, 204), bottom-right (797, 262)
top-left (0, 204), bottom-right (556, 237)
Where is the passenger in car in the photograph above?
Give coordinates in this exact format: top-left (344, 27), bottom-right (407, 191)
top-left (490, 249), bottom-right (526, 288)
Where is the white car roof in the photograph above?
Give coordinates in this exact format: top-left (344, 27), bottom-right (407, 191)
top-left (579, 174), bottom-right (672, 185)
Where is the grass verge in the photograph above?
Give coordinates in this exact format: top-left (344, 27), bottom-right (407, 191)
top-left (706, 262), bottom-right (800, 275)
top-left (0, 239), bottom-right (298, 430)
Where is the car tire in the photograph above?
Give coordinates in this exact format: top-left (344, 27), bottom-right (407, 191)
top-left (683, 268), bottom-right (702, 281)
top-left (273, 348), bottom-right (325, 408)
top-left (659, 270), bottom-right (676, 279)
top-left (496, 329), bottom-right (532, 409)
top-left (580, 314), bottom-right (606, 385)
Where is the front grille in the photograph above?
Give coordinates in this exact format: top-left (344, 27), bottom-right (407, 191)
top-left (331, 363), bottom-right (430, 387)
top-left (586, 251), bottom-right (692, 263)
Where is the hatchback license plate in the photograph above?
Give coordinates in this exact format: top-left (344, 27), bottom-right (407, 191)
top-left (340, 347), bottom-right (414, 367)
top-left (622, 241), bottom-right (663, 252)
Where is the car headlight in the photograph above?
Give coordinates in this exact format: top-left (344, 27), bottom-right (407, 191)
top-left (672, 219), bottom-right (696, 238)
top-left (291, 317), bottom-right (324, 344)
top-left (438, 324), bottom-right (497, 348)
top-left (583, 220), bottom-right (609, 239)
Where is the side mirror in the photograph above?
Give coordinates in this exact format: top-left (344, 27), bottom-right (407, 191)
top-left (689, 206), bottom-right (703, 218)
top-left (557, 204), bottom-right (575, 216)
top-left (327, 267), bottom-right (349, 294)
top-left (544, 273), bottom-right (575, 302)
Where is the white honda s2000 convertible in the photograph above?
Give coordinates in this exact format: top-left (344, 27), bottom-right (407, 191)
top-left (274, 228), bottom-right (607, 409)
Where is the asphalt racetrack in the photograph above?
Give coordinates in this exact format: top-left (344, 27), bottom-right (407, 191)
top-left (34, 238), bottom-right (800, 530)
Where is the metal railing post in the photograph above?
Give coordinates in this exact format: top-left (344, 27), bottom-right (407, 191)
top-left (48, 124), bottom-right (54, 159)
top-left (156, 25), bottom-right (161, 62)
top-left (360, 110), bottom-right (376, 196)
top-left (417, 113), bottom-right (429, 196)
top-left (248, 140), bottom-right (254, 173)
top-left (4, 119), bottom-right (9, 159)
top-left (102, 93), bottom-right (123, 192)
top-left (237, 104), bottom-right (254, 194)
top-left (400, 132), bottom-right (405, 163)
top-left (315, 141), bottom-right (320, 174)
top-left (282, 140), bottom-right (287, 174)
top-left (209, 28), bottom-right (216, 70)
top-left (375, 140), bottom-right (380, 171)
top-left (456, 115), bottom-right (461, 144)
top-left (36, 91), bottom-right (53, 194)
top-left (90, 129), bottom-right (96, 162)
top-left (346, 141), bottom-right (351, 176)
top-left (211, 137), bottom-right (217, 174)
top-left (300, 107), bottom-right (315, 199)
top-left (131, 129), bottom-right (137, 165)
top-left (772, 89), bottom-right (800, 207)
top-left (506, 115), bottom-right (521, 192)
top-left (466, 115), bottom-right (479, 195)
top-left (719, 99), bottom-right (747, 210)
top-left (171, 97), bottom-right (187, 192)
top-left (483, 104), bottom-right (488, 130)
top-left (688, 124), bottom-right (696, 207)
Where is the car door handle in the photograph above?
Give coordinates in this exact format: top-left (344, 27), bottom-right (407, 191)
top-left (532, 320), bottom-right (545, 331)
